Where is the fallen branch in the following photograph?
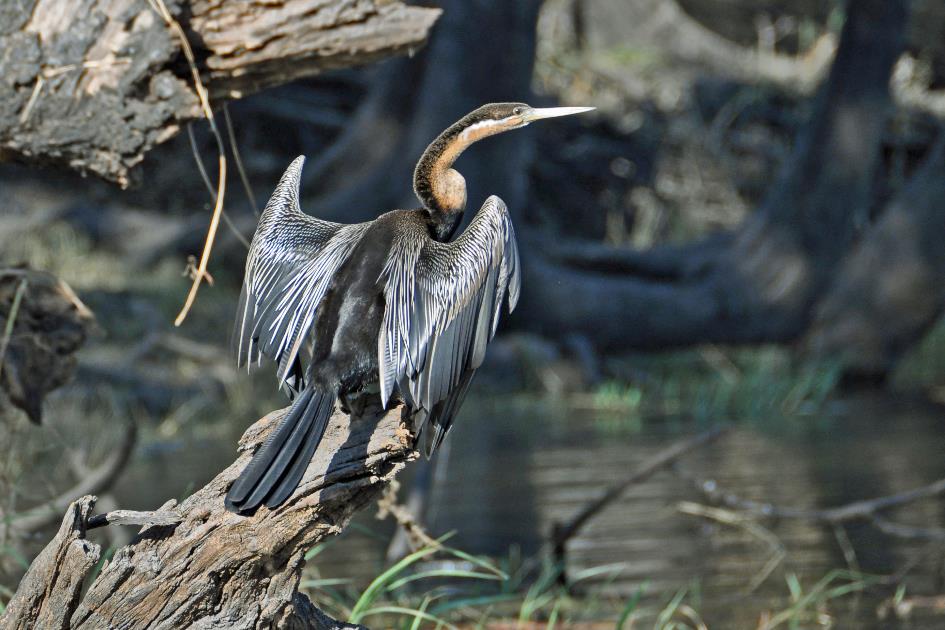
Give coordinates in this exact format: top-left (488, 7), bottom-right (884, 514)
top-left (549, 425), bottom-right (728, 564)
top-left (0, 403), bottom-right (414, 628)
top-left (685, 471), bottom-right (945, 540)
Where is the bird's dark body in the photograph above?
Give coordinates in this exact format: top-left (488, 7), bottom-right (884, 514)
top-left (306, 209), bottom-right (462, 396)
top-left (304, 212), bottom-right (396, 395)
top-left (225, 102), bottom-right (587, 514)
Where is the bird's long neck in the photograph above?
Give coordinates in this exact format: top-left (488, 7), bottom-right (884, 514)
top-left (414, 116), bottom-right (508, 222)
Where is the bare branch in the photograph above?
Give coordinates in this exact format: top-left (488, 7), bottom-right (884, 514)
top-left (684, 469), bottom-right (945, 540)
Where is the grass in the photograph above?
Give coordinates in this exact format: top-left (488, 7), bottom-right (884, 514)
top-left (760, 570), bottom-right (883, 629)
top-left (294, 526), bottom-right (888, 629)
top-left (581, 345), bottom-right (844, 429)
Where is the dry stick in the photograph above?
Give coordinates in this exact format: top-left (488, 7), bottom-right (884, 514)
top-left (0, 278), bottom-right (28, 381)
top-left (145, 0), bottom-right (228, 327)
top-left (376, 481), bottom-right (440, 552)
top-left (687, 473), bottom-right (945, 540)
top-left (86, 509), bottom-right (182, 530)
top-left (223, 103), bottom-right (260, 217)
top-left (550, 425), bottom-right (728, 556)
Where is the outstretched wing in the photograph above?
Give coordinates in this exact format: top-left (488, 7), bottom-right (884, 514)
top-left (234, 156), bottom-right (370, 389)
top-left (379, 195), bottom-right (521, 453)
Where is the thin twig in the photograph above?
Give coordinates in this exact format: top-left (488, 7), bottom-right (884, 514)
top-left (224, 103), bottom-right (260, 217)
top-left (146, 0), bottom-right (228, 327)
top-left (188, 123), bottom-right (216, 200)
top-left (685, 470), bottom-right (945, 539)
top-left (832, 522), bottom-right (861, 571)
top-left (0, 279), bottom-right (28, 381)
top-left (677, 501), bottom-right (785, 592)
top-left (696, 476), bottom-right (945, 523)
top-left (871, 514), bottom-right (945, 541)
top-left (187, 124), bottom-right (250, 249)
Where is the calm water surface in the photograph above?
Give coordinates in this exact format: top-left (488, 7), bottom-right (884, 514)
top-left (118, 392), bottom-right (945, 627)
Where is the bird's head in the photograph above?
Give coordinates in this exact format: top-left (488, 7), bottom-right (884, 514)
top-left (456, 102), bottom-right (596, 142)
top-left (415, 102), bottom-right (594, 215)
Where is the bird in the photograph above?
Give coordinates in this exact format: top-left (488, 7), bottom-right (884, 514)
top-left (225, 102), bottom-right (594, 514)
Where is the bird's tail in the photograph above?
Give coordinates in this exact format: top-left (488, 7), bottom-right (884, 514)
top-left (412, 371), bottom-right (475, 459)
top-left (225, 388), bottom-right (335, 514)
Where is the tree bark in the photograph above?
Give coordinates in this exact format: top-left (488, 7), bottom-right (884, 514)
top-left (0, 403), bottom-right (414, 629)
top-left (0, 0), bottom-right (440, 186)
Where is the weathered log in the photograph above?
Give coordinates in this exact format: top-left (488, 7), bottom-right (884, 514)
top-left (0, 403), bottom-right (414, 629)
top-left (0, 0), bottom-right (440, 186)
top-left (0, 497), bottom-right (100, 630)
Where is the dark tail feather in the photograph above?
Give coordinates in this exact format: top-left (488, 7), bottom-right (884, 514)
top-left (265, 393), bottom-right (334, 507)
top-left (225, 389), bottom-right (335, 514)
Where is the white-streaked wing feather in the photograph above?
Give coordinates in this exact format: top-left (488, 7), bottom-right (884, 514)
top-left (233, 156), bottom-right (370, 386)
top-left (378, 195), bottom-right (521, 410)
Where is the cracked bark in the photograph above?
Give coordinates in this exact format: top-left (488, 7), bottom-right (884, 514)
top-left (0, 404), bottom-right (414, 629)
top-left (0, 0), bottom-right (440, 186)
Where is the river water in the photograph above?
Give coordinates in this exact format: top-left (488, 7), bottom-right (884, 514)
top-left (117, 391), bottom-right (945, 627)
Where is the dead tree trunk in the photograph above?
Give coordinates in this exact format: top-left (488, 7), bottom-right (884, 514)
top-left (0, 0), bottom-right (439, 186)
top-left (803, 137), bottom-right (945, 379)
top-left (518, 0), bottom-right (908, 349)
top-left (0, 404), bottom-right (414, 629)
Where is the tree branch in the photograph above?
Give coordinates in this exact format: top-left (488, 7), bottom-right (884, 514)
top-left (0, 0), bottom-right (440, 185)
top-left (684, 469), bottom-right (945, 540)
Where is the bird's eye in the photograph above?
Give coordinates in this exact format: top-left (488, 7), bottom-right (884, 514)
top-left (512, 107), bottom-right (524, 116)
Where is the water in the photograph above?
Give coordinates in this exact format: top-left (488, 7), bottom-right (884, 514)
top-left (115, 391), bottom-right (945, 627)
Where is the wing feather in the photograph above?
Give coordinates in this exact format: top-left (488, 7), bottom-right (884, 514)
top-left (378, 195), bottom-right (521, 434)
top-left (234, 156), bottom-right (370, 387)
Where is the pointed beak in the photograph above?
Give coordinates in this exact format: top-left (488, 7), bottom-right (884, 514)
top-left (523, 106), bottom-right (596, 122)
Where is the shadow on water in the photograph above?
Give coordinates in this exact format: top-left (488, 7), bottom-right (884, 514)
top-left (114, 390), bottom-right (945, 627)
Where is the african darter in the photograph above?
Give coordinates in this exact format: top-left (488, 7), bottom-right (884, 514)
top-left (225, 103), bottom-right (594, 514)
